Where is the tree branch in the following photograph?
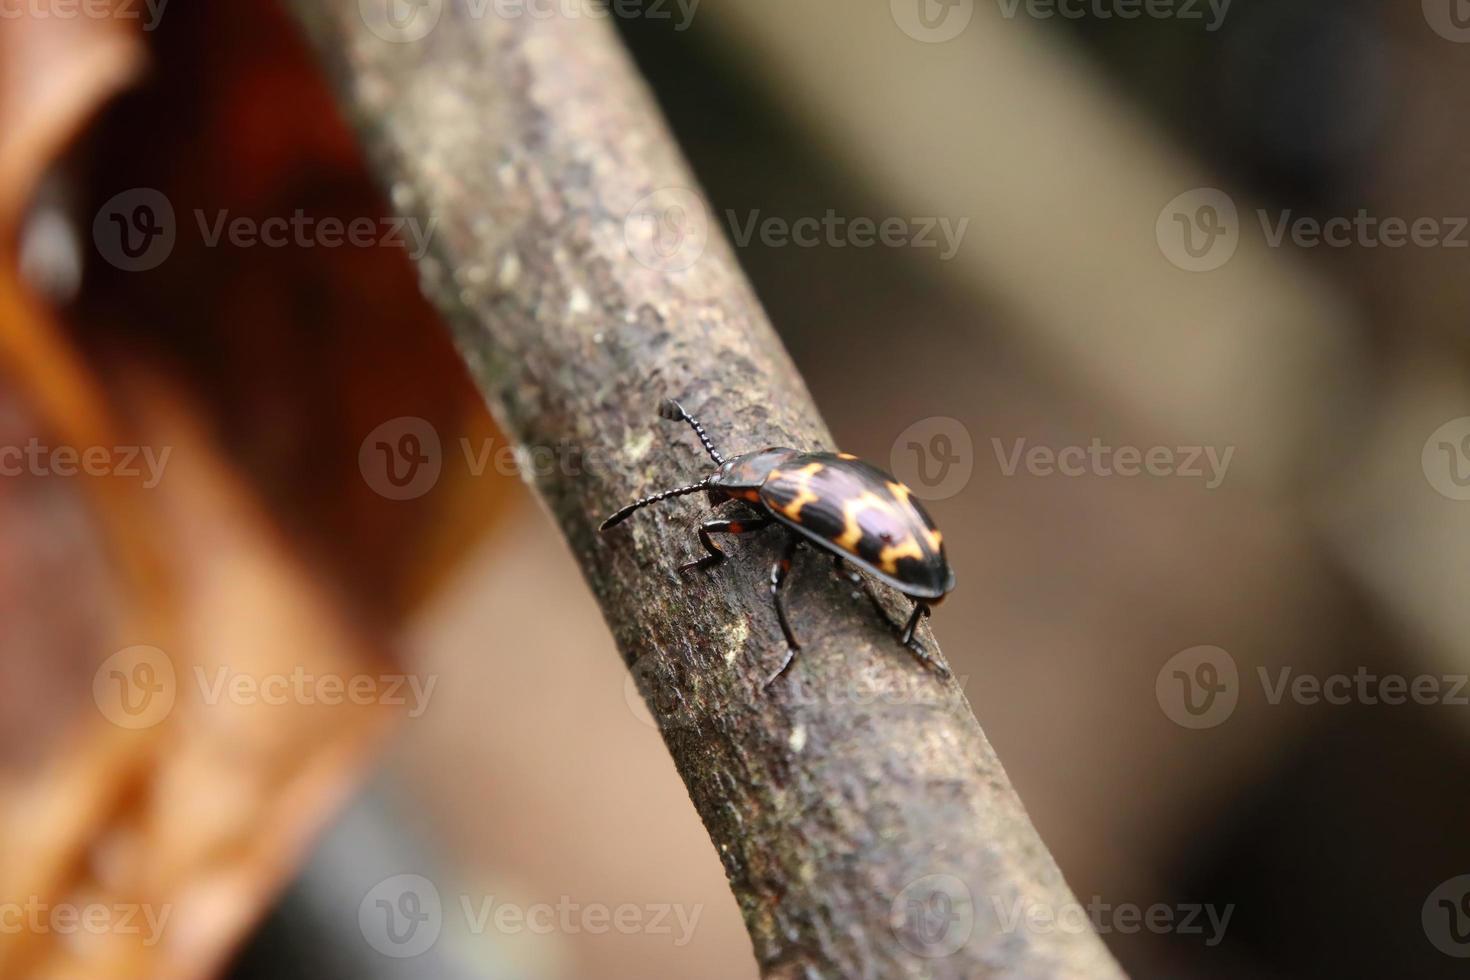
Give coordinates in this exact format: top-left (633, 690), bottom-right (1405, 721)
top-left (286, 4), bottom-right (1125, 977)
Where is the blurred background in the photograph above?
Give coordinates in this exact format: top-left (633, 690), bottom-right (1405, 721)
top-left (2, 0), bottom-right (1469, 977)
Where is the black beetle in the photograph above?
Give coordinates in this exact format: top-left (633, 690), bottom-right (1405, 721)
top-left (600, 399), bottom-right (955, 685)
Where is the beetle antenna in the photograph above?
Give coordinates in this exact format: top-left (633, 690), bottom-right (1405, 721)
top-left (599, 479), bottom-right (710, 531)
top-left (659, 399), bottom-right (725, 465)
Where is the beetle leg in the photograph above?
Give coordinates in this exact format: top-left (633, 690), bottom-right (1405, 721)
top-left (834, 555), bottom-right (902, 629)
top-left (899, 602), bottom-right (950, 678)
top-left (764, 535), bottom-right (803, 687)
top-left (678, 515), bottom-right (773, 573)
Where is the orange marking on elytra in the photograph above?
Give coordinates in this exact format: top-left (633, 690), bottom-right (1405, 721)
top-left (834, 490), bottom-right (898, 552)
top-left (878, 535), bottom-right (924, 574)
top-left (778, 462), bottom-right (825, 521)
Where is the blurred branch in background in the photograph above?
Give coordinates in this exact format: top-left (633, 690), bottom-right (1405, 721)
top-left (284, 2), bottom-right (1123, 977)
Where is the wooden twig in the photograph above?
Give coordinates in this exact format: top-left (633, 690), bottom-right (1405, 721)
top-left (286, 4), bottom-right (1125, 977)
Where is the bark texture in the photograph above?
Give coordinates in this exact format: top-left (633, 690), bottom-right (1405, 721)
top-left (287, 4), bottom-right (1126, 977)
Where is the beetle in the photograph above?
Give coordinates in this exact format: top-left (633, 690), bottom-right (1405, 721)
top-left (600, 398), bottom-right (955, 685)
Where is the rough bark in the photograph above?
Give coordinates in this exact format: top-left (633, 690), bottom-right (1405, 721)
top-left (286, 4), bottom-right (1126, 977)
